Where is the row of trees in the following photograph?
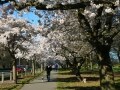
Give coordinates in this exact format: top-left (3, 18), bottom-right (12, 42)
top-left (0, 0), bottom-right (120, 90)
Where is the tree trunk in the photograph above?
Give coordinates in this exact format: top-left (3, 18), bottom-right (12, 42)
top-left (89, 53), bottom-right (93, 71)
top-left (97, 48), bottom-right (115, 90)
top-left (66, 59), bottom-right (69, 68)
top-left (32, 60), bottom-right (35, 76)
top-left (85, 56), bottom-right (89, 70)
top-left (40, 63), bottom-right (43, 72)
top-left (76, 63), bottom-right (84, 81)
top-left (12, 59), bottom-right (17, 84)
top-left (90, 61), bottom-right (93, 70)
top-left (75, 58), bottom-right (85, 81)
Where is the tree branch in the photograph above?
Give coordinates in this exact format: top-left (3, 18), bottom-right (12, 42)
top-left (0, 0), bottom-right (114, 10)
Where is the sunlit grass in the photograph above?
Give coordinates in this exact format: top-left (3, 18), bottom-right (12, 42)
top-left (57, 69), bottom-right (120, 90)
top-left (57, 69), bottom-right (100, 90)
top-left (0, 83), bottom-right (18, 90)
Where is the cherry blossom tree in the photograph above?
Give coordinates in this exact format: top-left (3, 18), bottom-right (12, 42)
top-left (0, 15), bottom-right (37, 83)
top-left (44, 14), bottom-right (94, 81)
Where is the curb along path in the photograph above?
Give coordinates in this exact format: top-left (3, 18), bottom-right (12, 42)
top-left (20, 71), bottom-right (57, 90)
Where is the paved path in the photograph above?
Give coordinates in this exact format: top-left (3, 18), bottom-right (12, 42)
top-left (20, 71), bottom-right (57, 90)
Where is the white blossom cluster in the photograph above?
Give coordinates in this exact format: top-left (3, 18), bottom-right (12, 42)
top-left (82, 1), bottom-right (118, 30)
top-left (17, 0), bottom-right (26, 3)
top-left (0, 15), bottom-right (39, 59)
top-left (0, 0), bottom-right (119, 64)
top-left (83, 2), bottom-right (103, 18)
top-left (38, 0), bottom-right (44, 3)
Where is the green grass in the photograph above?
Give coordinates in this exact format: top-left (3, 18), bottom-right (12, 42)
top-left (57, 69), bottom-right (100, 90)
top-left (113, 66), bottom-right (120, 72)
top-left (57, 69), bottom-right (120, 90)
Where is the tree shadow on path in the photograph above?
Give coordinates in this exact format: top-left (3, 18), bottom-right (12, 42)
top-left (58, 86), bottom-right (101, 90)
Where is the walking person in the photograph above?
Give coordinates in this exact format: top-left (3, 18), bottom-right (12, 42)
top-left (55, 64), bottom-right (58, 71)
top-left (46, 65), bottom-right (52, 82)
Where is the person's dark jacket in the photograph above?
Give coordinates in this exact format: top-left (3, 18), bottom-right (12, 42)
top-left (46, 65), bottom-right (52, 75)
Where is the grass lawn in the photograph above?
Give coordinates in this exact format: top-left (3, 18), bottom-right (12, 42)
top-left (57, 69), bottom-right (120, 90)
top-left (0, 71), bottom-right (44, 90)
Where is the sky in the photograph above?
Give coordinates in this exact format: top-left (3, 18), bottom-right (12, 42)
top-left (13, 10), bottom-right (40, 25)
top-left (22, 12), bottom-right (40, 25)
top-left (110, 51), bottom-right (118, 61)
top-left (0, 2), bottom-right (40, 25)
